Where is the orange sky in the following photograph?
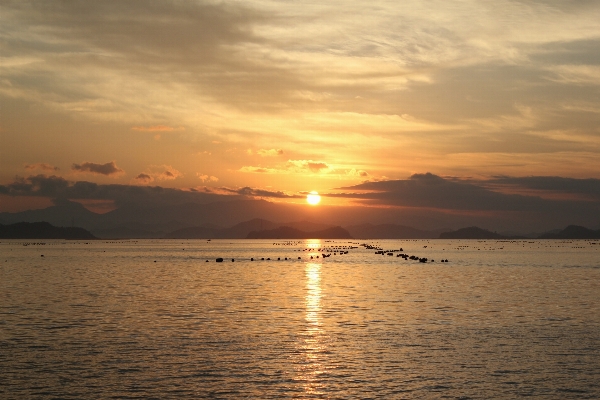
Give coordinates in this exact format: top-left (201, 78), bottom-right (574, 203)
top-left (1, 1), bottom-right (600, 226)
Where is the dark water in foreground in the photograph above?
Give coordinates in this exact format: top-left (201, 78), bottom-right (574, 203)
top-left (1, 239), bottom-right (599, 399)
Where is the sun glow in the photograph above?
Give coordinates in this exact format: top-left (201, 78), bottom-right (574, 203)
top-left (306, 191), bottom-right (321, 205)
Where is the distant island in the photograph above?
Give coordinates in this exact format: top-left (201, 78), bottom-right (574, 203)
top-left (0, 222), bottom-right (97, 240)
top-left (247, 226), bottom-right (352, 239)
top-left (440, 225), bottom-right (600, 239)
top-left (439, 226), bottom-right (524, 239)
top-left (537, 225), bottom-right (600, 239)
top-left (1, 206), bottom-right (599, 240)
top-left (2, 198), bottom-right (599, 239)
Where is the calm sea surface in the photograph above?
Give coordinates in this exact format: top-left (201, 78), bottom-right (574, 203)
top-left (1, 239), bottom-right (599, 399)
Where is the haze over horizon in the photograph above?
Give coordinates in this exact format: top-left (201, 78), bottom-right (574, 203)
top-left (1, 1), bottom-right (600, 233)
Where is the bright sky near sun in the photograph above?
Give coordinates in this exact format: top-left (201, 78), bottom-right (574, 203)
top-left (1, 1), bottom-right (600, 215)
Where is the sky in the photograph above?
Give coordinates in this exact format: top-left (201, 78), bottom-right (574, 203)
top-left (1, 1), bottom-right (600, 230)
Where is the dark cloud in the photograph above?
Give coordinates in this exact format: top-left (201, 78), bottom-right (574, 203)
top-left (2, 173), bottom-right (599, 232)
top-left (72, 161), bottom-right (124, 176)
top-left (220, 186), bottom-right (302, 199)
top-left (0, 174), bottom-right (232, 207)
top-left (337, 173), bottom-right (532, 211)
top-left (0, 174), bottom-right (70, 197)
top-left (530, 38), bottom-right (600, 66)
top-left (135, 173), bottom-right (153, 183)
top-left (486, 175), bottom-right (600, 200)
top-left (0, 175), bottom-right (303, 209)
top-left (336, 173), bottom-right (600, 222)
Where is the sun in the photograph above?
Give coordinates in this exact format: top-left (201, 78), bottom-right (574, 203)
top-left (306, 191), bottom-right (321, 205)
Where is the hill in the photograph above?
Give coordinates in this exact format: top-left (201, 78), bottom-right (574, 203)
top-left (0, 222), bottom-right (97, 239)
top-left (345, 223), bottom-right (440, 239)
top-left (247, 226), bottom-right (352, 239)
top-left (538, 225), bottom-right (600, 239)
top-left (439, 226), bottom-right (519, 239)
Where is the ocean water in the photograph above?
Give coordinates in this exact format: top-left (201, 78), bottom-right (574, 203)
top-left (1, 238), bottom-right (599, 399)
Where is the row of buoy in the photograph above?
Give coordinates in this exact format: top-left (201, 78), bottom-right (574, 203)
top-left (208, 251), bottom-right (360, 262)
top-left (375, 248), bottom-right (404, 255)
top-left (395, 254), bottom-right (450, 263)
top-left (360, 243), bottom-right (448, 263)
top-left (145, 241), bottom-right (452, 264)
top-left (359, 242), bottom-right (449, 264)
top-left (212, 256), bottom-right (306, 262)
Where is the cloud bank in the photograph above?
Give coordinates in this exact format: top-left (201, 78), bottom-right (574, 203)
top-left (1, 173), bottom-right (598, 232)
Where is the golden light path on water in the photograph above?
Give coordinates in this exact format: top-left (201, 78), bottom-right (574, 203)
top-left (298, 239), bottom-right (326, 396)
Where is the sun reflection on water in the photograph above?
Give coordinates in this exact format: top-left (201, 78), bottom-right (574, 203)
top-left (297, 260), bottom-right (326, 395)
top-left (305, 262), bottom-right (322, 331)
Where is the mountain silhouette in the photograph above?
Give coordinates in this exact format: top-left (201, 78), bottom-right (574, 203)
top-left (345, 223), bottom-right (441, 239)
top-left (0, 221), bottom-right (97, 239)
top-left (538, 225), bottom-right (600, 239)
top-left (439, 226), bottom-right (517, 239)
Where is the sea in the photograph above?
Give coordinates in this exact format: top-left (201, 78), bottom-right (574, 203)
top-left (1, 238), bottom-right (599, 399)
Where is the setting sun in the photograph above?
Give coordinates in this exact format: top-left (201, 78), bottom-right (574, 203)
top-left (306, 191), bottom-right (321, 205)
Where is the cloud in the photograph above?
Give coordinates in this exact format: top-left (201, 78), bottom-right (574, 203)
top-left (134, 173), bottom-right (153, 184)
top-left (336, 173), bottom-right (530, 210)
top-left (238, 160), bottom-right (331, 174)
top-left (131, 125), bottom-right (185, 132)
top-left (134, 165), bottom-right (183, 184)
top-left (239, 160), bottom-right (371, 178)
top-left (197, 173), bottom-right (219, 183)
top-left (24, 163), bottom-right (59, 171)
top-left (158, 166), bottom-right (182, 180)
top-left (217, 186), bottom-right (302, 199)
top-left (2, 173), bottom-right (599, 232)
top-left (547, 65), bottom-right (600, 86)
top-left (346, 169), bottom-right (369, 178)
top-left (257, 148), bottom-right (283, 157)
top-left (286, 160), bottom-right (331, 173)
top-left (239, 166), bottom-right (280, 174)
top-left (484, 175), bottom-right (600, 200)
top-left (0, 174), bottom-right (233, 207)
top-left (0, 174), bottom-right (70, 197)
top-left (71, 161), bottom-right (124, 176)
top-left (335, 173), bottom-right (600, 224)
top-left (0, 175), bottom-right (305, 210)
